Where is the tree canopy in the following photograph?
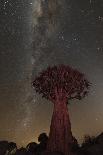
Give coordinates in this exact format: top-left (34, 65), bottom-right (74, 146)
top-left (32, 65), bottom-right (90, 102)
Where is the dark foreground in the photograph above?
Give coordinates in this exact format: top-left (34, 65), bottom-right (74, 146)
top-left (1, 132), bottom-right (103, 155)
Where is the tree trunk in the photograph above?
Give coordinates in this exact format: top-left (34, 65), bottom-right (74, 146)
top-left (46, 99), bottom-right (75, 155)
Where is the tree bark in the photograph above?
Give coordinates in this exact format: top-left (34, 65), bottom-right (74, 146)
top-left (46, 99), bottom-right (75, 155)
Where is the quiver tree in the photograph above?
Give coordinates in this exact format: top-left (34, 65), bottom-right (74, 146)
top-left (32, 65), bottom-right (90, 155)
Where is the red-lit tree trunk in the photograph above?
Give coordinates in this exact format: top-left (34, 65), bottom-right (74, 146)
top-left (46, 95), bottom-right (74, 155)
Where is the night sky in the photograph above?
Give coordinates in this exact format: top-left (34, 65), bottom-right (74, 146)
top-left (0, 0), bottom-right (103, 147)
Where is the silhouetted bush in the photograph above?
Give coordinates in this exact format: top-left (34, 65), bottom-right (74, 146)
top-left (15, 147), bottom-right (27, 155)
top-left (0, 141), bottom-right (8, 155)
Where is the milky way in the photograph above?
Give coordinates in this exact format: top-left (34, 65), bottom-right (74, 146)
top-left (0, 0), bottom-right (103, 146)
